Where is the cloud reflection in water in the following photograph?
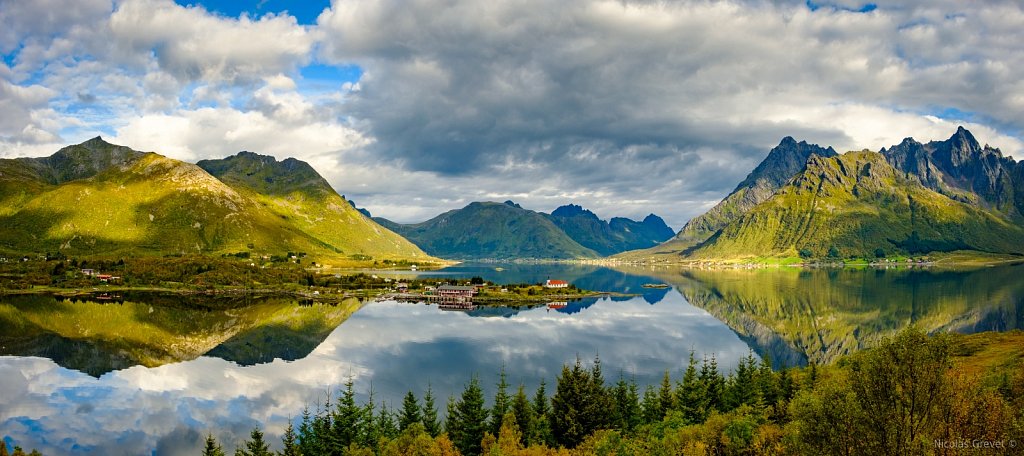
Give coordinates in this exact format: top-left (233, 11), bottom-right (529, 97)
top-left (0, 290), bottom-right (749, 454)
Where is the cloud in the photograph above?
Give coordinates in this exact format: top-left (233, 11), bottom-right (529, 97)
top-left (0, 291), bottom-right (752, 454)
top-left (314, 0), bottom-right (1024, 226)
top-left (0, 0), bottom-right (112, 55)
top-left (108, 0), bottom-right (315, 85)
top-left (2, 0), bottom-right (1024, 229)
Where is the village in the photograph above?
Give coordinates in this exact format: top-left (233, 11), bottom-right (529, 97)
top-left (377, 278), bottom-right (610, 310)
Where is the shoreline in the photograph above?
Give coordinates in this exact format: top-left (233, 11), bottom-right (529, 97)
top-left (0, 285), bottom-right (635, 306)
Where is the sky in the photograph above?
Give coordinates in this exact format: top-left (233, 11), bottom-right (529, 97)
top-left (2, 0), bottom-right (1023, 229)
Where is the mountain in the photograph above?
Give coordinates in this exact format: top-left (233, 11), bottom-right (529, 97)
top-left (197, 152), bottom-right (427, 260)
top-left (882, 126), bottom-right (1023, 218)
top-left (544, 204), bottom-right (674, 255)
top-left (346, 198), bottom-right (373, 218)
top-left (0, 137), bottom-right (432, 262)
top-left (660, 138), bottom-right (838, 256)
top-left (622, 128), bottom-right (1024, 261)
top-left (626, 137), bottom-right (837, 258)
top-left (689, 149), bottom-right (1024, 259)
top-left (374, 201), bottom-right (599, 259)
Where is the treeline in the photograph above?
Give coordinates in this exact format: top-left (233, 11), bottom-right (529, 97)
top-left (1, 256), bottom-right (492, 293)
top-left (204, 327), bottom-right (1024, 455)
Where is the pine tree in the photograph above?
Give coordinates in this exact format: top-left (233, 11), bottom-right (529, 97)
top-left (757, 356), bottom-right (779, 406)
top-left (511, 384), bottom-right (535, 446)
top-left (611, 373), bottom-right (641, 432)
top-left (0, 440), bottom-right (8, 456)
top-left (332, 378), bottom-right (362, 453)
top-left (422, 384), bottom-right (441, 438)
top-left (490, 367), bottom-right (511, 436)
top-left (640, 384), bottom-right (662, 424)
top-left (779, 367), bottom-right (796, 402)
top-left (237, 427), bottom-right (272, 456)
top-left (377, 401), bottom-right (399, 441)
top-left (444, 395), bottom-right (460, 438)
top-left (201, 433), bottom-right (226, 456)
top-left (454, 375), bottom-right (489, 456)
top-left (584, 356), bottom-right (612, 433)
top-left (700, 355), bottom-right (725, 412)
top-left (531, 379), bottom-right (555, 447)
top-left (677, 350), bottom-right (705, 423)
top-left (658, 370), bottom-right (675, 416)
top-left (399, 391), bottom-right (422, 431)
top-left (552, 359), bottom-right (588, 447)
top-left (312, 395), bottom-right (333, 455)
top-left (280, 421), bottom-right (300, 456)
top-left (359, 387), bottom-right (379, 449)
top-left (726, 352), bottom-right (758, 409)
top-left (297, 407), bottom-right (314, 456)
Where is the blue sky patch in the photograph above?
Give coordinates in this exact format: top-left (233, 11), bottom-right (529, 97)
top-left (301, 63), bottom-right (362, 84)
top-left (806, 1), bottom-right (877, 13)
top-left (174, 0), bottom-right (331, 25)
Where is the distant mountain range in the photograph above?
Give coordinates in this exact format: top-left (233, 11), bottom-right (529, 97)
top-left (6, 128), bottom-right (1019, 263)
top-left (545, 204), bottom-right (674, 256)
top-left (0, 137), bottom-right (431, 262)
top-left (374, 201), bottom-right (674, 259)
top-left (626, 127), bottom-right (1024, 260)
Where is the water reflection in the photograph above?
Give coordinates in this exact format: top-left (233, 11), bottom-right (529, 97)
top-left (619, 263), bottom-right (1024, 365)
top-left (3, 262), bottom-right (1022, 454)
top-left (0, 287), bottom-right (748, 454)
top-left (0, 293), bottom-right (362, 376)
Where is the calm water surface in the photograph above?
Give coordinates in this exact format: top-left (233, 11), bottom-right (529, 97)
top-left (1, 262), bottom-right (1022, 454)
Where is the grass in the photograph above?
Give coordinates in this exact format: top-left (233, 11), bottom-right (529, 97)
top-left (950, 330), bottom-right (1024, 381)
top-left (0, 141), bottom-right (440, 265)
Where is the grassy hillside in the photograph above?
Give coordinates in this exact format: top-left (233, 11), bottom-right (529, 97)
top-left (197, 152), bottom-right (431, 261)
top-left (621, 128), bottom-right (1024, 263)
top-left (690, 151), bottom-right (1024, 260)
top-left (380, 201), bottom-right (599, 259)
top-left (618, 138), bottom-right (836, 259)
top-left (0, 139), bottom-right (437, 264)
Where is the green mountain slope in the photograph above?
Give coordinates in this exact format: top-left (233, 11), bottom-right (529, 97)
top-left (621, 128), bottom-right (1024, 261)
top-left (544, 204), bottom-right (674, 256)
top-left (690, 150), bottom-right (1024, 259)
top-left (0, 137), bottom-right (143, 212)
top-left (197, 152), bottom-right (430, 260)
top-left (622, 137), bottom-right (836, 258)
top-left (0, 138), bottom-right (435, 262)
top-left (375, 201), bottom-right (599, 259)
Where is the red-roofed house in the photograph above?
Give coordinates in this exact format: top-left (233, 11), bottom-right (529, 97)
top-left (545, 279), bottom-right (569, 289)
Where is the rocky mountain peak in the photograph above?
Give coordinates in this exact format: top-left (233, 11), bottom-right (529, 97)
top-left (551, 204), bottom-right (599, 220)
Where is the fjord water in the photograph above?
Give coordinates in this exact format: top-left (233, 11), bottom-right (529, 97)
top-left (1, 263), bottom-right (1022, 454)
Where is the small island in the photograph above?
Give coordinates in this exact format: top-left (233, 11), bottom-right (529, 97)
top-left (378, 278), bottom-right (623, 308)
top-left (0, 255), bottom-right (626, 309)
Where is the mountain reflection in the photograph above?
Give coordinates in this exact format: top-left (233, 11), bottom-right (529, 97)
top-left (0, 279), bottom-right (750, 455)
top-left (618, 263), bottom-right (1024, 365)
top-left (0, 293), bottom-right (362, 376)
top-left (3, 263), bottom-right (1022, 454)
